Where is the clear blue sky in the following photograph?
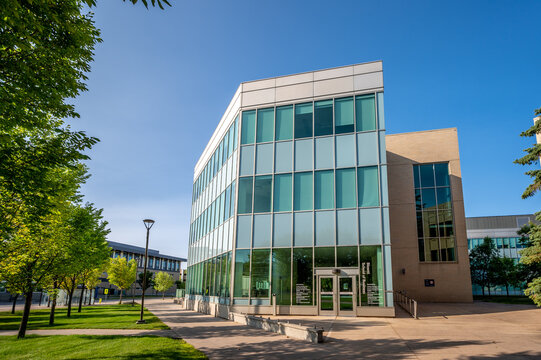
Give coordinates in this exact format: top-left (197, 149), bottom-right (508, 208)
top-left (73, 0), bottom-right (541, 260)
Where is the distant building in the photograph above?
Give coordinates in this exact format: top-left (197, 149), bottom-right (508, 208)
top-left (466, 214), bottom-right (536, 295)
top-left (98, 241), bottom-right (186, 296)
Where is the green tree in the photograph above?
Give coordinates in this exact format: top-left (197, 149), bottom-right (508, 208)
top-left (154, 271), bottom-right (174, 299)
top-left (514, 108), bottom-right (541, 198)
top-left (107, 257), bottom-right (137, 304)
top-left (84, 267), bottom-right (105, 306)
top-left (469, 237), bottom-right (499, 296)
top-left (519, 212), bottom-right (541, 306)
top-left (492, 257), bottom-right (520, 297)
top-left (137, 271), bottom-right (154, 292)
top-left (58, 203), bottom-right (110, 317)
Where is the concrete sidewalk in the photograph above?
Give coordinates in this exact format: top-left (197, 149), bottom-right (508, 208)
top-left (144, 299), bottom-right (541, 360)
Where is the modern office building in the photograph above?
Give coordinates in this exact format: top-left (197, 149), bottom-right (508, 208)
top-left (98, 241), bottom-right (186, 296)
top-left (466, 214), bottom-right (536, 295)
top-left (186, 61), bottom-right (472, 317)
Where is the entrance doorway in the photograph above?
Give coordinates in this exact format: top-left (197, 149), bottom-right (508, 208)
top-left (317, 272), bottom-right (356, 316)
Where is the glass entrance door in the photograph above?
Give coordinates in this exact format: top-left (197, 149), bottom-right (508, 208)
top-left (319, 276), bottom-right (335, 315)
top-left (338, 276), bottom-right (355, 315)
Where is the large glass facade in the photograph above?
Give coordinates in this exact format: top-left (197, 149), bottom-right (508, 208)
top-left (414, 163), bottom-right (456, 262)
top-left (187, 88), bottom-right (391, 310)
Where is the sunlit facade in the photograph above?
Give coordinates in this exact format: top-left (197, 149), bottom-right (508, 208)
top-left (186, 62), bottom-right (395, 316)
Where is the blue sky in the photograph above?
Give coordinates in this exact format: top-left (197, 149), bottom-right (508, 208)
top-left (73, 0), bottom-right (540, 260)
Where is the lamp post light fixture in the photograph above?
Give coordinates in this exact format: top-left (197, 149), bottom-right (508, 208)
top-left (136, 218), bottom-right (155, 324)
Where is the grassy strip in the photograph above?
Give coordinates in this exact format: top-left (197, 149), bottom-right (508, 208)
top-left (473, 295), bottom-right (535, 305)
top-left (0, 304), bottom-right (168, 330)
top-left (0, 335), bottom-right (206, 360)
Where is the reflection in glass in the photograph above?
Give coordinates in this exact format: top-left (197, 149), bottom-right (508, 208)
top-left (274, 174), bottom-right (292, 212)
top-left (293, 248), bottom-right (313, 305)
top-left (272, 248), bottom-right (291, 305)
top-left (253, 175), bottom-right (272, 213)
top-left (315, 170), bottom-right (334, 209)
top-left (276, 105), bottom-right (293, 141)
top-left (314, 100), bottom-right (333, 136)
top-left (251, 249), bottom-right (270, 298)
top-left (295, 103), bottom-right (313, 139)
top-left (237, 177), bottom-right (253, 214)
top-left (256, 108), bottom-right (274, 143)
top-left (335, 97), bottom-right (354, 134)
top-left (337, 246), bottom-right (358, 267)
top-left (314, 247), bottom-right (334, 267)
top-left (355, 94), bottom-right (376, 131)
top-left (234, 249), bottom-right (250, 297)
top-left (336, 168), bottom-right (356, 208)
top-left (241, 110), bottom-right (256, 145)
top-left (294, 172), bottom-right (313, 211)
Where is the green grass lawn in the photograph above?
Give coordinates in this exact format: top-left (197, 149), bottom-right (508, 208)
top-left (473, 295), bottom-right (535, 305)
top-left (0, 335), bottom-right (206, 359)
top-left (0, 304), bottom-right (168, 330)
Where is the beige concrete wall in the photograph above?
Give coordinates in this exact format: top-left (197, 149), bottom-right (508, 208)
top-left (386, 128), bottom-right (473, 302)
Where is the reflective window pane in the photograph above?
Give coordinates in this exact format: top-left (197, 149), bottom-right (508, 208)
top-left (421, 188), bottom-right (436, 210)
top-left (315, 137), bottom-right (334, 169)
top-left (236, 216), bottom-right (252, 249)
top-left (274, 173), bottom-right (292, 212)
top-left (314, 100), bottom-right (333, 136)
top-left (294, 172), bottom-right (313, 211)
top-left (337, 246), bottom-right (358, 267)
top-left (256, 143), bottom-right (273, 174)
top-left (359, 208), bottom-right (382, 245)
top-left (315, 211), bottom-right (335, 246)
top-left (436, 187), bottom-right (452, 209)
top-left (360, 246), bottom-right (383, 306)
top-left (276, 105), bottom-right (293, 141)
top-left (251, 249), bottom-right (270, 298)
top-left (295, 103), bottom-right (313, 139)
top-left (336, 168), bottom-right (356, 208)
top-left (358, 166), bottom-right (379, 207)
top-left (435, 163), bottom-right (450, 187)
top-left (337, 209), bottom-right (358, 245)
top-left (234, 249), bottom-right (250, 297)
top-left (336, 134), bottom-right (356, 168)
top-left (420, 164), bottom-right (435, 187)
top-left (315, 247), bottom-right (334, 267)
top-left (295, 139), bottom-right (313, 171)
top-left (335, 97), bottom-right (354, 134)
top-left (253, 214), bottom-right (271, 248)
top-left (294, 212), bottom-right (313, 246)
top-left (253, 175), bottom-right (272, 213)
top-left (356, 132), bottom-right (378, 166)
top-left (272, 248), bottom-right (291, 305)
top-left (315, 170), bottom-right (334, 210)
top-left (275, 141), bottom-right (293, 173)
top-left (240, 145), bottom-right (254, 176)
top-left (256, 108), bottom-right (274, 143)
top-left (237, 177), bottom-right (253, 214)
top-left (241, 110), bottom-right (256, 145)
top-left (273, 213), bottom-right (292, 247)
top-left (293, 248), bottom-right (313, 305)
top-left (356, 94), bottom-right (376, 131)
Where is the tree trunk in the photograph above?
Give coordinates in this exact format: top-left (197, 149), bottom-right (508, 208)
top-left (131, 285), bottom-right (135, 306)
top-left (488, 284), bottom-right (491, 296)
top-left (11, 294), bottom-right (18, 314)
top-left (162, 291), bottom-right (165, 300)
top-left (67, 284), bottom-right (75, 317)
top-left (506, 284), bottom-right (509, 297)
top-left (17, 290), bottom-right (33, 339)
top-left (49, 281), bottom-right (58, 325)
top-left (78, 286), bottom-right (85, 312)
top-left (88, 288), bottom-right (93, 306)
top-left (119, 290), bottom-right (123, 304)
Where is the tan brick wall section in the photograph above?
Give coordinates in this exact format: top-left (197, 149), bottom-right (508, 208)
top-left (386, 128), bottom-right (473, 302)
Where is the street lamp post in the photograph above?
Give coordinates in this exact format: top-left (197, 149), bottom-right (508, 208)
top-left (136, 218), bottom-right (155, 324)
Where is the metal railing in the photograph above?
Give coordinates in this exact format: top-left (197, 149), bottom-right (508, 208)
top-left (394, 290), bottom-right (418, 319)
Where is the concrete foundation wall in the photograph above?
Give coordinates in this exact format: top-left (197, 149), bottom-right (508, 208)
top-left (386, 128), bottom-right (473, 302)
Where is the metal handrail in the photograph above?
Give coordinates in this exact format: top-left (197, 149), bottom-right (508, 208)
top-left (393, 290), bottom-right (418, 319)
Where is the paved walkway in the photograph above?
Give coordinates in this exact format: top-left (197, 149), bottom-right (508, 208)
top-left (143, 299), bottom-right (541, 360)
